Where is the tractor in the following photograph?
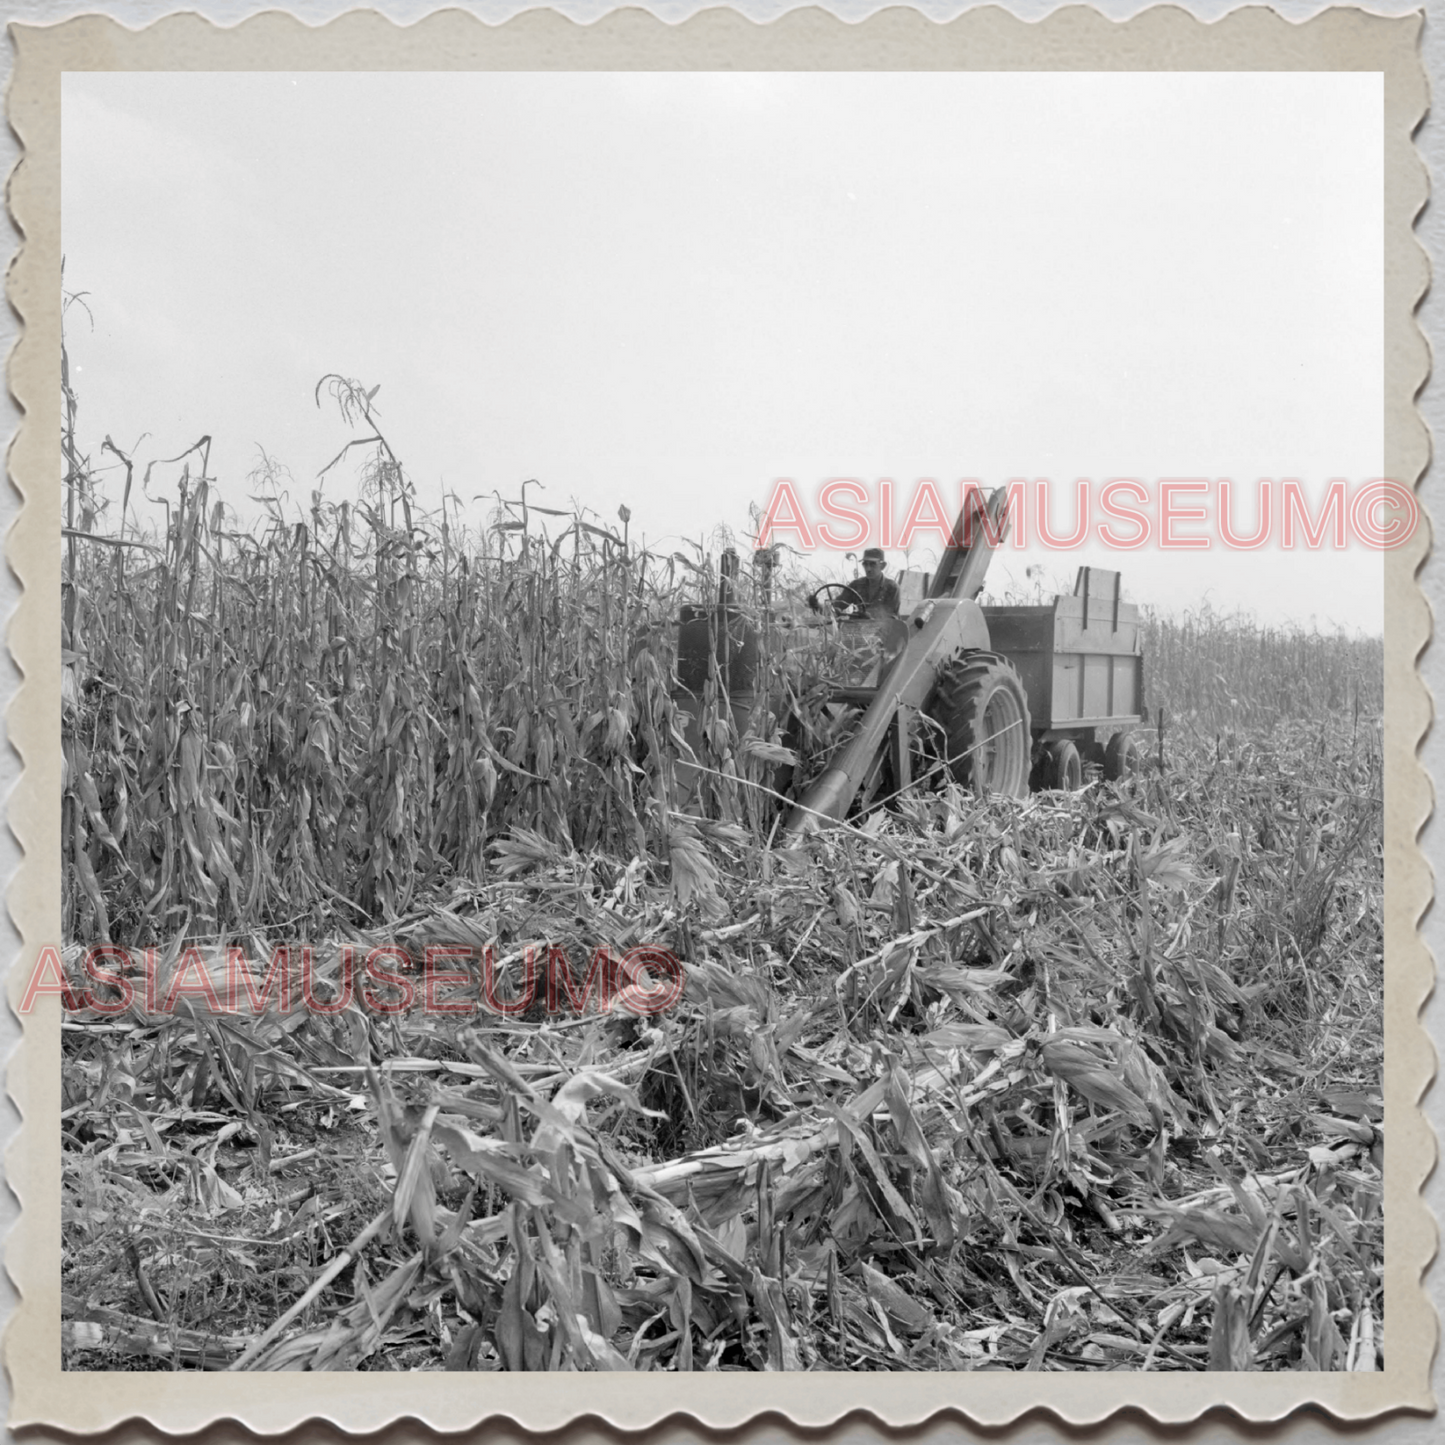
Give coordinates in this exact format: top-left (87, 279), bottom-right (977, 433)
top-left (672, 487), bottom-right (1145, 835)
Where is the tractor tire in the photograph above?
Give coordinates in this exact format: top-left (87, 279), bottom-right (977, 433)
top-left (773, 711), bottom-right (805, 804)
top-left (1103, 729), bottom-right (1141, 781)
top-left (1043, 738), bottom-right (1084, 791)
top-left (928, 652), bottom-right (1033, 800)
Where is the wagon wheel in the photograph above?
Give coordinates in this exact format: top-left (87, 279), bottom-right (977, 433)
top-left (808, 582), bottom-right (867, 620)
top-left (1104, 729), bottom-right (1142, 781)
top-left (1034, 738), bottom-right (1084, 792)
top-left (927, 652), bottom-right (1032, 799)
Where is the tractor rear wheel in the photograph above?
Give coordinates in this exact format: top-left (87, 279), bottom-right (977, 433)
top-left (928, 652), bottom-right (1032, 799)
top-left (1104, 729), bottom-right (1141, 780)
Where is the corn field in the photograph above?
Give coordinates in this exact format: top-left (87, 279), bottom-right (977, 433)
top-left (1141, 607), bottom-right (1382, 732)
top-left (60, 349), bottom-right (1385, 1373)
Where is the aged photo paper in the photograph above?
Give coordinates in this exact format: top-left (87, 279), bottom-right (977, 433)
top-left (4, 3), bottom-right (1432, 1435)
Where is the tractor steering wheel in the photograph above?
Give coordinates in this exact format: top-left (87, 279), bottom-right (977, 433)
top-left (809, 582), bottom-right (868, 620)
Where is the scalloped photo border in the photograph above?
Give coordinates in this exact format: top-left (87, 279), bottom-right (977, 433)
top-left (4, 5), bottom-right (1433, 1433)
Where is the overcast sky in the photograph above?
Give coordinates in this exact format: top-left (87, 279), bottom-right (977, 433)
top-left (61, 71), bottom-right (1383, 629)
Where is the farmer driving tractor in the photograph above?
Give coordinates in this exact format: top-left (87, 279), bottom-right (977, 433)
top-left (809, 546), bottom-right (900, 619)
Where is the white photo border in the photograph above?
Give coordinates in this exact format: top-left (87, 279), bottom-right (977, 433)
top-left (5, 5), bottom-right (1431, 1433)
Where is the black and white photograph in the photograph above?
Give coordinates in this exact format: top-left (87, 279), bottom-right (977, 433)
top-left (28, 14), bottom-right (1418, 1407)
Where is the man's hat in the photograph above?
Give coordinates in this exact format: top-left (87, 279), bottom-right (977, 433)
top-left (862, 547), bottom-right (885, 564)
